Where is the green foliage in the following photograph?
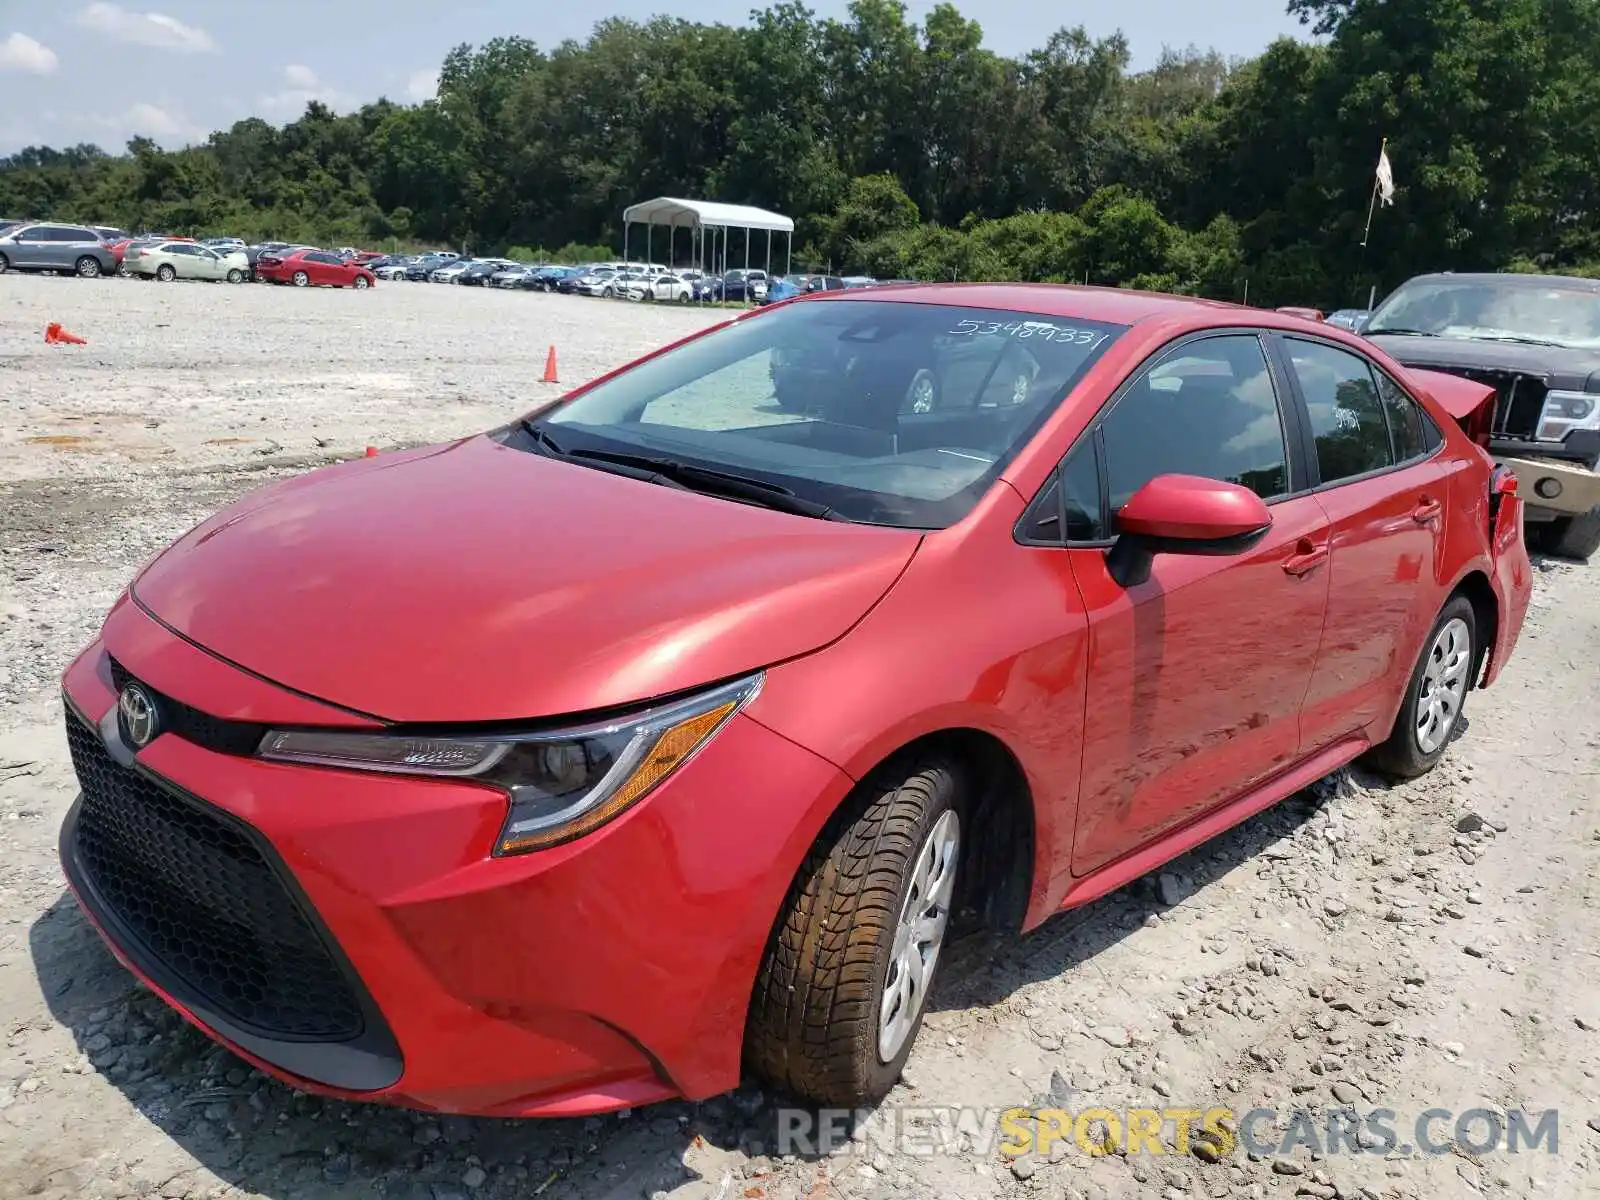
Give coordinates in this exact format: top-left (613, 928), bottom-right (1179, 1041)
top-left (3, 0), bottom-right (1598, 308)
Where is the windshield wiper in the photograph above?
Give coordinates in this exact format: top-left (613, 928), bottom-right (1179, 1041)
top-left (520, 421), bottom-right (690, 490)
top-left (1364, 327), bottom-right (1436, 337)
top-left (1468, 334), bottom-right (1567, 348)
top-left (567, 448), bottom-right (842, 520)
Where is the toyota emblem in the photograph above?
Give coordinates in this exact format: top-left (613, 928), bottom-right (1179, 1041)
top-left (117, 684), bottom-right (161, 749)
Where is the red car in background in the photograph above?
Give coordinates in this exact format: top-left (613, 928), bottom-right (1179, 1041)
top-left (256, 248), bottom-right (376, 289)
top-left (56, 286), bottom-right (1529, 1118)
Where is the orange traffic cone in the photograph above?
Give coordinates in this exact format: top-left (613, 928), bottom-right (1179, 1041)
top-left (541, 345), bottom-right (559, 384)
top-left (45, 322), bottom-right (86, 345)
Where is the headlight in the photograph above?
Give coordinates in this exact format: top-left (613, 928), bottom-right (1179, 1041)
top-left (1536, 390), bottom-right (1600, 441)
top-left (258, 674), bottom-right (762, 855)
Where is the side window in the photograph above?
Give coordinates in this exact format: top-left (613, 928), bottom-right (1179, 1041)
top-left (1286, 339), bottom-right (1394, 483)
top-left (1060, 440), bottom-right (1102, 541)
top-left (1099, 333), bottom-right (1289, 535)
top-left (1375, 371), bottom-right (1432, 462)
top-left (64, 227), bottom-right (94, 241)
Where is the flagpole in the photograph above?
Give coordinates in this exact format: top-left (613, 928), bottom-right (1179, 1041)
top-left (1360, 136), bottom-right (1387, 249)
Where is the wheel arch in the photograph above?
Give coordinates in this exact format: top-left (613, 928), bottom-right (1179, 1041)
top-left (1447, 568), bottom-right (1498, 688)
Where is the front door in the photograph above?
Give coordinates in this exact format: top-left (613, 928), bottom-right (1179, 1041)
top-left (1067, 332), bottom-right (1332, 875)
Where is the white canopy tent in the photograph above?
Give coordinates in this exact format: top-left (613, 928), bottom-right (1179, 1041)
top-left (620, 197), bottom-right (795, 279)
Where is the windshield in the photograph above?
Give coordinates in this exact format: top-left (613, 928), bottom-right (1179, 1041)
top-left (1367, 277), bottom-right (1600, 349)
top-left (534, 299), bottom-right (1125, 528)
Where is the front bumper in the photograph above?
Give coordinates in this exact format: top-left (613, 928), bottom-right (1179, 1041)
top-left (58, 624), bottom-right (852, 1116)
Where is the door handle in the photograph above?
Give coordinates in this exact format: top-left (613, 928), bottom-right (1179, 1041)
top-left (1282, 538), bottom-right (1329, 577)
top-left (1412, 497), bottom-right (1442, 524)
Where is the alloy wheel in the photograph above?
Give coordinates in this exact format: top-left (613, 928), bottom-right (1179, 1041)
top-left (877, 807), bottom-right (959, 1063)
top-left (1415, 617), bottom-right (1471, 753)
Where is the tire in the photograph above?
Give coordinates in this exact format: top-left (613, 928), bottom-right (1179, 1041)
top-left (1529, 504), bottom-right (1600, 561)
top-left (75, 256), bottom-right (103, 279)
top-left (226, 268), bottom-right (244, 283)
top-left (116, 262), bottom-right (131, 278)
top-left (156, 264), bottom-right (175, 282)
top-left (901, 368), bottom-right (939, 415)
top-left (746, 754), bottom-right (963, 1107)
top-left (676, 291), bottom-right (690, 304)
top-left (292, 271), bottom-right (309, 287)
top-left (0, 252), bottom-right (8, 274)
top-left (1362, 595), bottom-right (1477, 780)
top-left (354, 275), bottom-right (370, 290)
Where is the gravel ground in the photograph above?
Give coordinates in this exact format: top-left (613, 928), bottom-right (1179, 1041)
top-left (1, 273), bottom-right (1597, 1200)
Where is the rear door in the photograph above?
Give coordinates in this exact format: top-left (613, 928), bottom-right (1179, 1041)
top-left (1273, 335), bottom-right (1450, 748)
top-left (1062, 331), bottom-right (1333, 875)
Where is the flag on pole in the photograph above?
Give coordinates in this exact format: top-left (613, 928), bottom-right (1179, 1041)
top-left (1375, 146), bottom-right (1395, 206)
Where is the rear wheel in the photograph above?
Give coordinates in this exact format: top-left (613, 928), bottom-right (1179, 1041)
top-left (226, 268), bottom-right (244, 283)
top-left (1363, 595), bottom-right (1477, 779)
top-left (156, 264), bottom-right (175, 282)
top-left (75, 256), bottom-right (102, 279)
top-left (1528, 504), bottom-right (1600, 561)
top-left (746, 754), bottom-right (962, 1107)
top-left (292, 271), bottom-right (309, 287)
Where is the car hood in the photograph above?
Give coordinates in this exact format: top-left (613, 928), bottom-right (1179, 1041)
top-left (131, 435), bottom-right (921, 723)
top-left (1369, 333), bottom-right (1600, 390)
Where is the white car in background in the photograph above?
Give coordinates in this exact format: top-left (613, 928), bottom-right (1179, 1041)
top-left (126, 240), bottom-right (250, 283)
top-left (430, 260), bottom-right (471, 283)
top-left (620, 272), bottom-right (695, 303)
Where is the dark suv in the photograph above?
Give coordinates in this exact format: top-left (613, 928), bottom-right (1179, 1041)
top-left (1364, 272), bottom-right (1600, 559)
top-left (0, 223), bottom-right (117, 278)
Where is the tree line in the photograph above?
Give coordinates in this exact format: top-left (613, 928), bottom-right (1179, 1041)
top-left (2, 0), bottom-right (1597, 310)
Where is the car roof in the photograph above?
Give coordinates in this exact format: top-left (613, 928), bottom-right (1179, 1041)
top-left (815, 282), bottom-right (1272, 327)
top-left (1396, 271), bottom-right (1600, 292)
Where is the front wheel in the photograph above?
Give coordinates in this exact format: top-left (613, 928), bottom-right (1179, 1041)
top-left (1363, 595), bottom-right (1477, 779)
top-left (0, 252), bottom-right (9, 274)
top-left (746, 755), bottom-right (962, 1107)
top-left (354, 275), bottom-right (370, 290)
top-left (156, 264), bottom-right (175, 282)
top-left (292, 271), bottom-right (309, 287)
top-left (902, 368), bottom-right (939, 415)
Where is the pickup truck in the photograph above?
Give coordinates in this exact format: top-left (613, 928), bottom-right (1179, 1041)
top-left (1362, 271), bottom-right (1600, 561)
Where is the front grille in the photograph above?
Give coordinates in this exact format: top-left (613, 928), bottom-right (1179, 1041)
top-left (108, 658), bottom-right (266, 756)
top-left (65, 710), bottom-right (364, 1041)
top-left (1419, 367), bottom-right (1547, 439)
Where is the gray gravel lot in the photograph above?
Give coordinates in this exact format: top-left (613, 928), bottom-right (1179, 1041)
top-left (1, 273), bottom-right (1597, 1200)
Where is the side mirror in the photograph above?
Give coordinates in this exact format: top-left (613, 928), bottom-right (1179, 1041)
top-left (1106, 474), bottom-right (1272, 588)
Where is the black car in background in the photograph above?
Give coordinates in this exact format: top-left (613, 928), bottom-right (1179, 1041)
top-left (1365, 271), bottom-right (1600, 559)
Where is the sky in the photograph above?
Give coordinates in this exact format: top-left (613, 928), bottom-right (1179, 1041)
top-left (0, 1), bottom-right (1308, 155)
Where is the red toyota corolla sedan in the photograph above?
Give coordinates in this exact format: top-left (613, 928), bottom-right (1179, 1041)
top-left (256, 248), bottom-right (376, 289)
top-left (57, 286), bottom-right (1530, 1117)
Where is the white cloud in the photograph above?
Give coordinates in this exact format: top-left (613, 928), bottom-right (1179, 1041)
top-left (74, 4), bottom-right (216, 53)
top-left (0, 32), bottom-right (59, 74)
top-left (116, 102), bottom-right (182, 137)
top-left (405, 68), bottom-right (439, 102)
top-left (260, 64), bottom-right (356, 117)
